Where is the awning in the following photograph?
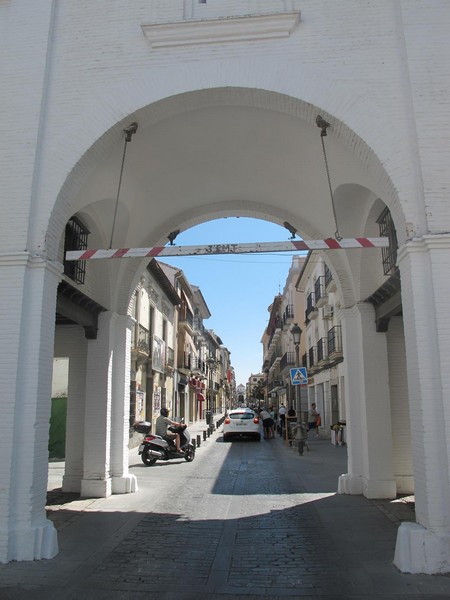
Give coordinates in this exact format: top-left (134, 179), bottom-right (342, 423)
top-left (196, 393), bottom-right (205, 401)
top-left (269, 386), bottom-right (286, 395)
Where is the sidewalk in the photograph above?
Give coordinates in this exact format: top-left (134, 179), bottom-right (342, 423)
top-left (46, 416), bottom-right (223, 516)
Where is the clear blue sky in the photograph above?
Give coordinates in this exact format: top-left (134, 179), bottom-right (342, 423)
top-left (161, 218), bottom-right (302, 386)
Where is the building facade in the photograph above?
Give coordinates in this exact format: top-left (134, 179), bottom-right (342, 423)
top-left (296, 253), bottom-right (346, 438)
top-left (129, 260), bottom-right (180, 444)
top-left (262, 256), bottom-right (306, 418)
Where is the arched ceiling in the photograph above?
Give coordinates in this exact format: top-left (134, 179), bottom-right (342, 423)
top-left (62, 90), bottom-right (393, 312)
top-left (75, 102), bottom-right (383, 249)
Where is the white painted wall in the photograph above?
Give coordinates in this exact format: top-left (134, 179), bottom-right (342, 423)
top-left (1, 0), bottom-right (450, 573)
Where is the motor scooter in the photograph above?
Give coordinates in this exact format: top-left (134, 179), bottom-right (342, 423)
top-left (134, 420), bottom-right (195, 466)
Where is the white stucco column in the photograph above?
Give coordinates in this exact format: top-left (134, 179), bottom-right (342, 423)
top-left (394, 237), bottom-right (450, 574)
top-left (80, 311), bottom-right (115, 498)
top-left (54, 326), bottom-right (88, 493)
top-left (110, 314), bottom-right (138, 494)
top-left (0, 254), bottom-right (60, 563)
top-left (386, 317), bottom-right (413, 494)
top-left (337, 303), bottom-right (396, 499)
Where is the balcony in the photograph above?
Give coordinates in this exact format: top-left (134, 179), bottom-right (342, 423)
top-left (315, 276), bottom-right (328, 309)
top-left (327, 325), bottom-right (343, 364)
top-left (193, 316), bottom-right (206, 338)
top-left (317, 337), bottom-right (329, 364)
top-left (322, 305), bottom-right (334, 320)
top-left (268, 348), bottom-right (282, 372)
top-left (191, 356), bottom-right (207, 376)
top-left (280, 351), bottom-right (296, 374)
top-left (165, 346), bottom-right (175, 374)
top-left (268, 325), bottom-right (282, 351)
top-left (283, 304), bottom-right (294, 326)
top-left (177, 351), bottom-right (192, 372)
top-left (308, 346), bottom-right (318, 373)
top-left (179, 305), bottom-right (194, 332)
top-left (324, 264), bottom-right (337, 293)
top-left (131, 324), bottom-right (150, 360)
top-left (305, 292), bottom-right (318, 322)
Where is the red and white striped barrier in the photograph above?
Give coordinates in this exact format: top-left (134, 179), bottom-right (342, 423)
top-left (65, 238), bottom-right (388, 261)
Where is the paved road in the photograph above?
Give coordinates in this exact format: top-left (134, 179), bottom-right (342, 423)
top-left (2, 426), bottom-right (450, 599)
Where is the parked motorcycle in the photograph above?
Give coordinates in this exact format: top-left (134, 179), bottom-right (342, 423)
top-left (134, 420), bottom-right (195, 466)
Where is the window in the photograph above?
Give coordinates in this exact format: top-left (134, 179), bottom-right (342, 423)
top-left (377, 207), bottom-right (398, 276)
top-left (63, 217), bottom-right (89, 284)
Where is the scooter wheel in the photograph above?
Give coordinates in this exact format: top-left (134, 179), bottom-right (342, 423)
top-left (298, 441), bottom-right (304, 456)
top-left (141, 449), bottom-right (157, 466)
top-left (184, 447), bottom-right (195, 462)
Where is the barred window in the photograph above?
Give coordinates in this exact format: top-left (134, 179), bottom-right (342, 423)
top-left (63, 217), bottom-right (89, 284)
top-left (377, 207), bottom-right (398, 276)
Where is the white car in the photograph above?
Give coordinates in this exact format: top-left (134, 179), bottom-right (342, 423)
top-left (223, 408), bottom-right (261, 442)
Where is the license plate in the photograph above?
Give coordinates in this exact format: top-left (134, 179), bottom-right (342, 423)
top-left (138, 444), bottom-right (145, 452)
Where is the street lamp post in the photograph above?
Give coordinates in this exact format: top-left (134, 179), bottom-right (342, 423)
top-left (206, 357), bottom-right (215, 425)
top-left (291, 323), bottom-right (303, 420)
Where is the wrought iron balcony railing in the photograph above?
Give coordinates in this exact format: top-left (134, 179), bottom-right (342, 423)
top-left (280, 351), bottom-right (296, 372)
top-left (327, 325), bottom-right (343, 357)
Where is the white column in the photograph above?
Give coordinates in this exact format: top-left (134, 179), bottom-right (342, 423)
top-left (54, 326), bottom-right (88, 493)
top-left (110, 314), bottom-right (138, 494)
top-left (387, 317), bottom-right (413, 494)
top-left (337, 303), bottom-right (396, 499)
top-left (394, 237), bottom-right (450, 573)
top-left (0, 254), bottom-right (60, 563)
top-left (80, 311), bottom-right (115, 498)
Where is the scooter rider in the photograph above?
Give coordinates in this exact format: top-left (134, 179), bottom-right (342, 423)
top-left (155, 407), bottom-right (182, 453)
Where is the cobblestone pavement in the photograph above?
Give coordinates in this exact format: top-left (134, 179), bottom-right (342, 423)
top-left (85, 442), bottom-right (343, 597)
top-left (2, 428), bottom-right (450, 599)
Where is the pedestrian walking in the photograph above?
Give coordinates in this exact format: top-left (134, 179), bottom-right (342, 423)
top-left (308, 403), bottom-right (320, 437)
top-left (259, 408), bottom-right (275, 439)
top-left (279, 403), bottom-right (287, 436)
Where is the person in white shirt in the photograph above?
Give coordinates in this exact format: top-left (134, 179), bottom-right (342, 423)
top-left (259, 408), bottom-right (274, 439)
top-left (278, 404), bottom-right (287, 436)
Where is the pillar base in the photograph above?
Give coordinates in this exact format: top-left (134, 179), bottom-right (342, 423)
top-left (394, 522), bottom-right (450, 574)
top-left (112, 474), bottom-right (138, 494)
top-left (362, 477), bottom-right (396, 499)
top-left (62, 474), bottom-right (82, 493)
top-left (80, 477), bottom-right (112, 498)
top-left (338, 473), bottom-right (396, 499)
top-left (1, 519), bottom-right (58, 563)
top-left (338, 473), bottom-right (363, 495)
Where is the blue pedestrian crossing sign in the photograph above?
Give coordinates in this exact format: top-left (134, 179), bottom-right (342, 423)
top-left (290, 367), bottom-right (308, 385)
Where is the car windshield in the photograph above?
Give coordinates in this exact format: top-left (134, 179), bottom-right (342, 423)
top-left (230, 412), bottom-right (254, 420)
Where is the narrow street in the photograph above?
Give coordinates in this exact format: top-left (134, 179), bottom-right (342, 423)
top-left (2, 426), bottom-right (450, 599)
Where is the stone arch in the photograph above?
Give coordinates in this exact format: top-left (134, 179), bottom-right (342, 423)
top-left (48, 87), bottom-right (410, 320)
top-left (47, 86), bottom-right (411, 266)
